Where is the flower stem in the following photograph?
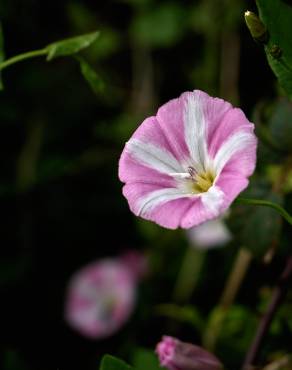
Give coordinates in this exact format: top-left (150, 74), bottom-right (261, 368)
top-left (242, 256), bottom-right (292, 369)
top-left (0, 48), bottom-right (48, 71)
top-left (203, 247), bottom-right (252, 350)
top-left (219, 248), bottom-right (252, 308)
top-left (173, 246), bottom-right (206, 303)
top-left (236, 197), bottom-right (292, 225)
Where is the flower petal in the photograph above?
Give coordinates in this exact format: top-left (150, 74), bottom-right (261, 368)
top-left (157, 90), bottom-right (218, 170)
top-left (213, 130), bottom-right (257, 177)
top-left (137, 188), bottom-right (192, 216)
top-left (183, 91), bottom-right (209, 172)
top-left (123, 182), bottom-right (196, 229)
top-left (119, 152), bottom-right (176, 187)
top-left (124, 183), bottom-right (191, 215)
top-left (215, 172), bottom-right (249, 206)
top-left (143, 197), bottom-right (198, 230)
top-left (125, 138), bottom-right (182, 174)
top-left (208, 106), bottom-right (255, 157)
top-left (201, 186), bottom-right (224, 215)
top-left (194, 92), bottom-right (233, 148)
top-left (119, 116), bottom-right (184, 186)
top-left (156, 93), bottom-right (191, 162)
top-left (180, 186), bottom-right (224, 228)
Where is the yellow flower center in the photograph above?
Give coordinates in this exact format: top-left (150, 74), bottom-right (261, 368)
top-left (187, 167), bottom-right (215, 194)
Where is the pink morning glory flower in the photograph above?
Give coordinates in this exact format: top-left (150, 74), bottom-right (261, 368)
top-left (119, 90), bottom-right (257, 229)
top-left (64, 252), bottom-right (145, 339)
top-left (156, 336), bottom-right (223, 370)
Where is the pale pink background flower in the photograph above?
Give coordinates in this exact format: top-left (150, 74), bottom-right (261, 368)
top-left (119, 90), bottom-right (257, 229)
top-left (186, 217), bottom-right (231, 249)
top-left (156, 336), bottom-right (223, 370)
top-left (64, 253), bottom-right (145, 339)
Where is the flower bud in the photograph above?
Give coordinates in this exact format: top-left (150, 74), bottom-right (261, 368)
top-left (244, 11), bottom-right (268, 43)
top-left (156, 336), bottom-right (223, 370)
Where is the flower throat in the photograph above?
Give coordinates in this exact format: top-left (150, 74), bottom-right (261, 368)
top-left (188, 166), bottom-right (215, 193)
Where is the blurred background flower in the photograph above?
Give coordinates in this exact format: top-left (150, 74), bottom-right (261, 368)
top-left (186, 217), bottom-right (231, 250)
top-left (64, 251), bottom-right (146, 339)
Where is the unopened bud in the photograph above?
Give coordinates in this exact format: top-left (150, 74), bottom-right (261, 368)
top-left (244, 10), bottom-right (268, 43)
top-left (156, 336), bottom-right (223, 370)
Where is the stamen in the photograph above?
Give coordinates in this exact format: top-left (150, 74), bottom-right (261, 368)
top-left (187, 166), bottom-right (197, 178)
top-left (187, 169), bottom-right (215, 194)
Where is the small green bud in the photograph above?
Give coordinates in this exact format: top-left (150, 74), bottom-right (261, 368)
top-left (244, 10), bottom-right (268, 43)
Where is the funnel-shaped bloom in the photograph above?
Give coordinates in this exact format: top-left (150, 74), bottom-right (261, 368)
top-left (119, 90), bottom-right (257, 229)
top-left (64, 252), bottom-right (145, 339)
top-left (156, 336), bottom-right (223, 370)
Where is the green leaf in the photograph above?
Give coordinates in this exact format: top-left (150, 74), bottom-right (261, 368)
top-left (100, 355), bottom-right (133, 370)
top-left (240, 192), bottom-right (283, 258)
top-left (78, 57), bottom-right (105, 95)
top-left (255, 0), bottom-right (292, 98)
top-left (132, 349), bottom-right (161, 370)
top-left (46, 31), bottom-right (99, 61)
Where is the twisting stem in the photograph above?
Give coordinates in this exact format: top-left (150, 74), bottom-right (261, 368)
top-left (236, 197), bottom-right (292, 225)
top-left (242, 256), bottom-right (292, 369)
top-left (0, 48), bottom-right (48, 71)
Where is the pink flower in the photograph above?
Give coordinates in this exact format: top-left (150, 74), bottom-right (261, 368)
top-left (64, 253), bottom-right (145, 339)
top-left (119, 90), bottom-right (257, 229)
top-left (156, 336), bottom-right (223, 370)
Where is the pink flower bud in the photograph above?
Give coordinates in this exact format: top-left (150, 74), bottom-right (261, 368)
top-left (156, 336), bottom-right (223, 370)
top-left (64, 253), bottom-right (145, 339)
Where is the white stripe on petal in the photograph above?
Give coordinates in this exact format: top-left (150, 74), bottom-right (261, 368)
top-left (126, 138), bottom-right (182, 175)
top-left (201, 186), bottom-right (224, 215)
top-left (169, 172), bottom-right (191, 180)
top-left (137, 188), bottom-right (194, 216)
top-left (184, 93), bottom-right (209, 172)
top-left (213, 131), bottom-right (255, 175)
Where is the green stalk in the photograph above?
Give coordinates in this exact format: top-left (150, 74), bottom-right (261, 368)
top-left (0, 48), bottom-right (47, 71)
top-left (236, 197), bottom-right (292, 225)
top-left (173, 246), bottom-right (206, 303)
